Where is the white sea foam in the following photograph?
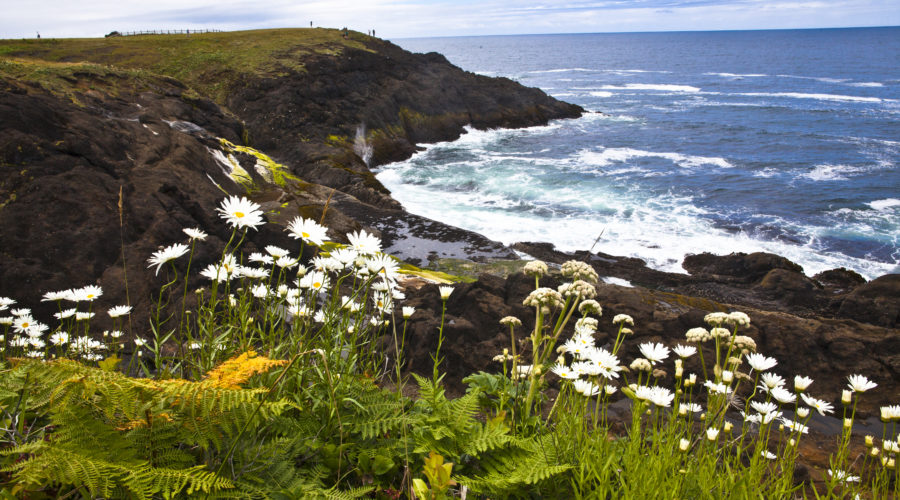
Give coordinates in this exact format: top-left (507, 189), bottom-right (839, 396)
top-left (601, 84), bottom-right (701, 93)
top-left (704, 72), bottom-right (767, 78)
top-left (849, 82), bottom-right (884, 87)
top-left (577, 147), bottom-right (733, 169)
top-left (590, 91), bottom-right (614, 97)
top-left (801, 164), bottom-right (870, 181)
top-left (603, 277), bottom-right (633, 287)
top-left (753, 167), bottom-right (780, 178)
top-left (740, 92), bottom-right (892, 103)
top-left (869, 198), bottom-right (900, 211)
top-left (528, 67), bottom-right (595, 73)
top-left (602, 69), bottom-right (672, 74)
top-left (377, 165), bottom-right (897, 280)
top-left (775, 74), bottom-right (849, 84)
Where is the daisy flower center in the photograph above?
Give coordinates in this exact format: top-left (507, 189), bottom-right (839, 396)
top-left (313, 282), bottom-right (322, 288)
top-left (235, 211), bottom-right (244, 218)
top-left (301, 231), bottom-right (309, 238)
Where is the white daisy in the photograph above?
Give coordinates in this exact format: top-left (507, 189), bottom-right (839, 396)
top-left (217, 195), bottom-right (264, 230)
top-left (847, 374), bottom-right (877, 393)
top-left (800, 393), bottom-right (834, 416)
top-left (41, 290), bottom-right (72, 302)
top-left (107, 305), bottom-right (133, 318)
top-left (72, 285), bottom-right (103, 302)
top-left (286, 216), bottom-right (328, 246)
top-left (745, 353), bottom-right (777, 372)
top-left (248, 252), bottom-right (274, 265)
top-left (147, 243), bottom-right (190, 275)
top-left (794, 375), bottom-right (814, 392)
top-left (672, 344), bottom-right (697, 358)
top-left (551, 364), bottom-right (579, 380)
top-left (347, 229), bottom-right (382, 255)
top-left (638, 342), bottom-right (670, 365)
top-left (265, 245), bottom-right (291, 259)
top-left (183, 227), bottom-right (208, 241)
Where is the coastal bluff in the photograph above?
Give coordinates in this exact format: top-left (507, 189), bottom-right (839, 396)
top-left (0, 28), bottom-right (580, 320)
top-left (1, 28), bottom-right (896, 416)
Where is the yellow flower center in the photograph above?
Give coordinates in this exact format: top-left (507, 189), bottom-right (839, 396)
top-left (302, 231), bottom-right (310, 238)
top-left (86, 294), bottom-right (94, 299)
top-left (22, 322), bottom-right (29, 328)
top-left (313, 282), bottom-right (322, 288)
top-left (235, 211), bottom-right (244, 218)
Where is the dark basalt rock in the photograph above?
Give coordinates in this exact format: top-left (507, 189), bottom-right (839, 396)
top-left (682, 251), bottom-right (805, 283)
top-left (0, 38), bottom-right (579, 332)
top-left (395, 270), bottom-right (898, 416)
top-left (836, 274), bottom-right (900, 328)
top-left (228, 37), bottom-right (583, 209)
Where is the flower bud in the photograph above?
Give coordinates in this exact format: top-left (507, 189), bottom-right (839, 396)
top-left (723, 422), bottom-right (733, 433)
top-left (675, 366), bottom-right (683, 378)
top-left (797, 407), bottom-right (809, 419)
top-left (841, 390), bottom-right (852, 405)
top-left (843, 418), bottom-right (852, 430)
top-left (865, 435), bottom-right (874, 447)
top-left (679, 438), bottom-right (690, 452)
top-left (722, 370), bottom-right (734, 384)
top-left (789, 438), bottom-right (796, 447)
top-left (870, 447), bottom-right (880, 457)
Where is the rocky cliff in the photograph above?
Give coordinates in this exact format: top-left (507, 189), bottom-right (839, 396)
top-left (0, 29), bottom-right (580, 324)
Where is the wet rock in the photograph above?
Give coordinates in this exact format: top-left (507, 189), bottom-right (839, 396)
top-left (836, 274), bottom-right (900, 328)
top-left (682, 251), bottom-right (805, 283)
top-left (812, 267), bottom-right (866, 294)
top-left (754, 268), bottom-right (823, 309)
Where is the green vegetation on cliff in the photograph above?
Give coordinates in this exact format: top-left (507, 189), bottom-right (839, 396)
top-left (0, 28), bottom-right (374, 104)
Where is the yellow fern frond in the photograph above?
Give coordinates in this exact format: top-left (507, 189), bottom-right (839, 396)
top-left (202, 351), bottom-right (287, 389)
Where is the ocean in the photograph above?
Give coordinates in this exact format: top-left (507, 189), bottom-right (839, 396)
top-left (384, 28), bottom-right (900, 280)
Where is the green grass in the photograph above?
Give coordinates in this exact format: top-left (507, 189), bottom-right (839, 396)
top-left (0, 28), bottom-right (376, 104)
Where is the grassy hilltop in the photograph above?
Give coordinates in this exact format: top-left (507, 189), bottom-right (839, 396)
top-left (0, 28), bottom-right (373, 104)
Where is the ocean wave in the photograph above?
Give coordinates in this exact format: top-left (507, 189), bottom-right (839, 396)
top-left (601, 83), bottom-right (701, 93)
top-left (376, 169), bottom-right (897, 280)
top-left (739, 92), bottom-right (893, 103)
top-left (869, 198), bottom-right (900, 211)
top-left (589, 91), bottom-right (614, 97)
top-left (800, 164), bottom-right (871, 181)
top-left (753, 167), bottom-right (780, 178)
top-left (577, 147), bottom-right (733, 169)
top-left (704, 72), bottom-right (768, 78)
top-left (775, 74), bottom-right (849, 84)
top-left (849, 82), bottom-right (884, 87)
top-left (527, 67), bottom-right (595, 73)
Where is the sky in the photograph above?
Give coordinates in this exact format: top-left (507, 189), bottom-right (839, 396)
top-left (0, 0), bottom-right (897, 40)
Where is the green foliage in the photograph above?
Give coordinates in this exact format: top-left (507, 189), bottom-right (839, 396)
top-left (0, 28), bottom-right (375, 105)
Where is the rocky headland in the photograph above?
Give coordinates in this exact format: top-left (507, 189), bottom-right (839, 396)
top-left (1, 27), bottom-right (896, 423)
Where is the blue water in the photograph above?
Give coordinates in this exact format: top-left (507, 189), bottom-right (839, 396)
top-left (385, 28), bottom-right (900, 279)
